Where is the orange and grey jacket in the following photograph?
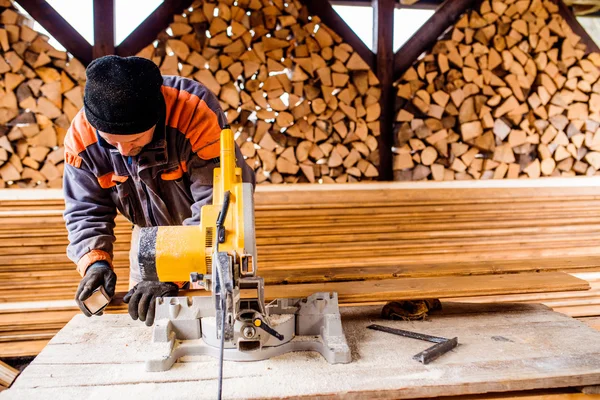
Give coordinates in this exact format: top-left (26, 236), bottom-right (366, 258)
top-left (64, 76), bottom-right (255, 277)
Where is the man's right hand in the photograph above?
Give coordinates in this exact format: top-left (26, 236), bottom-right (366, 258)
top-left (75, 261), bottom-right (117, 316)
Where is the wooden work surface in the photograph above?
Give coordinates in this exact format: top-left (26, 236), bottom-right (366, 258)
top-left (3, 302), bottom-right (600, 400)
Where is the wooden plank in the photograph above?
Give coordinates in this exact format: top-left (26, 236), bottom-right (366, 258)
top-left (0, 340), bottom-right (48, 358)
top-left (450, 272), bottom-right (600, 318)
top-left (393, 0), bottom-right (476, 80)
top-left (92, 0), bottom-right (115, 59)
top-left (116, 0), bottom-right (195, 57)
top-left (0, 361), bottom-right (18, 388)
top-left (262, 272), bottom-right (589, 303)
top-left (373, 0), bottom-right (394, 180)
top-left (332, 0), bottom-right (444, 9)
top-left (4, 303), bottom-right (600, 399)
top-left (303, 0), bottom-right (375, 70)
top-left (15, 0), bottom-right (93, 65)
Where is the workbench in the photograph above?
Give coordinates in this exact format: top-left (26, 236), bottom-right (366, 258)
top-left (3, 302), bottom-right (600, 399)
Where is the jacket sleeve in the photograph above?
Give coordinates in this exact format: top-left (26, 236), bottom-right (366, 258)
top-left (63, 160), bottom-right (118, 277)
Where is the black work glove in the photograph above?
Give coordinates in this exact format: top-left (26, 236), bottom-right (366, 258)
top-left (75, 261), bottom-right (117, 317)
top-left (123, 281), bottom-right (179, 326)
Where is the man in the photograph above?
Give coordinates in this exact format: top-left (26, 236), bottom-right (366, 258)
top-left (63, 55), bottom-right (255, 326)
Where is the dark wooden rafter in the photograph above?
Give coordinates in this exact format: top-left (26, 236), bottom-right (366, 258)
top-left (93, 0), bottom-right (115, 59)
top-left (393, 0), bottom-right (476, 81)
top-left (333, 0), bottom-right (443, 9)
top-left (554, 0), bottom-right (600, 54)
top-left (116, 0), bottom-right (194, 57)
top-left (373, 0), bottom-right (394, 180)
top-left (303, 0), bottom-right (376, 70)
top-left (15, 0), bottom-right (93, 64)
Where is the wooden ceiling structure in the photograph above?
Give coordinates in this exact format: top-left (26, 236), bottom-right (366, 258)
top-left (13, 0), bottom-right (600, 180)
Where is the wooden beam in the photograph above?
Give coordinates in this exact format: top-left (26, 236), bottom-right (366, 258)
top-left (0, 360), bottom-right (19, 388)
top-left (373, 0), bottom-right (395, 180)
top-left (15, 0), bottom-right (93, 65)
top-left (263, 272), bottom-right (590, 303)
top-left (115, 0), bottom-right (194, 57)
top-left (393, 0), bottom-right (476, 80)
top-left (303, 0), bottom-right (376, 71)
top-left (555, 0), bottom-right (600, 54)
top-left (332, 0), bottom-right (443, 9)
top-left (93, 0), bottom-right (115, 59)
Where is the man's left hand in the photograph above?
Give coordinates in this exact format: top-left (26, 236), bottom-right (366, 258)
top-left (123, 281), bottom-right (179, 326)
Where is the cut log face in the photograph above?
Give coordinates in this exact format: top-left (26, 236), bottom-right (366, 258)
top-left (393, 0), bottom-right (600, 180)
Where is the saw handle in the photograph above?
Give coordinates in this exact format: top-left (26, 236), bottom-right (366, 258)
top-left (216, 191), bottom-right (231, 244)
top-left (253, 317), bottom-right (284, 341)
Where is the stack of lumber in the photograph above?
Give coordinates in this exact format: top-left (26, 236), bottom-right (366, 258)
top-left (3, 179), bottom-right (600, 302)
top-left (136, 0), bottom-right (382, 184)
top-left (394, 0), bottom-right (600, 181)
top-left (0, 0), bottom-right (86, 189)
top-left (1, 179), bottom-right (600, 356)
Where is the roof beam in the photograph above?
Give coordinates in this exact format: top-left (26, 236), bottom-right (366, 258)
top-left (303, 0), bottom-right (376, 70)
top-left (15, 0), bottom-right (93, 65)
top-left (393, 0), bottom-right (476, 81)
top-left (116, 0), bottom-right (194, 57)
top-left (332, 0), bottom-right (443, 9)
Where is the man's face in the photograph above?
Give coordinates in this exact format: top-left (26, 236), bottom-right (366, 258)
top-left (98, 126), bottom-right (155, 156)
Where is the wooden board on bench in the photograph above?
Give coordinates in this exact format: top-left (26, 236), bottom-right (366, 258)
top-left (3, 302), bottom-right (600, 399)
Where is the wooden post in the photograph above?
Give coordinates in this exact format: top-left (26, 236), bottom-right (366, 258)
top-left (373, 0), bottom-right (394, 180)
top-left (93, 0), bottom-right (115, 59)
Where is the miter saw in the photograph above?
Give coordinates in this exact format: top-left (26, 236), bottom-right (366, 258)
top-left (136, 125), bottom-right (351, 394)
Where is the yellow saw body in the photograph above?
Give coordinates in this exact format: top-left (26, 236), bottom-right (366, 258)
top-left (150, 126), bottom-right (255, 284)
top-left (138, 126), bottom-right (350, 373)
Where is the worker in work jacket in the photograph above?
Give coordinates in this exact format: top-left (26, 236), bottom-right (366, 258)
top-left (63, 55), bottom-right (255, 326)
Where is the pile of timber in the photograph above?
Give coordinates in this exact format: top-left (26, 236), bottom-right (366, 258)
top-left (394, 0), bottom-right (600, 181)
top-left (3, 179), bottom-right (600, 302)
top-left (1, 179), bottom-right (600, 356)
top-left (0, 1), bottom-right (86, 189)
top-left (138, 0), bottom-right (381, 183)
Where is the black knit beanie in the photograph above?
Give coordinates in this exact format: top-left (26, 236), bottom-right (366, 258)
top-left (84, 55), bottom-right (164, 134)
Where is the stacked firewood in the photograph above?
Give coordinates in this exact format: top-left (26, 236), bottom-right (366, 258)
top-left (136, 0), bottom-right (381, 183)
top-left (0, 0), bottom-right (86, 188)
top-left (0, 0), bottom-right (381, 187)
top-left (394, 0), bottom-right (600, 180)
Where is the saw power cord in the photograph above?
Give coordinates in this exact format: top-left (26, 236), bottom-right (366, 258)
top-left (218, 294), bottom-right (226, 400)
top-left (216, 191), bottom-right (231, 400)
